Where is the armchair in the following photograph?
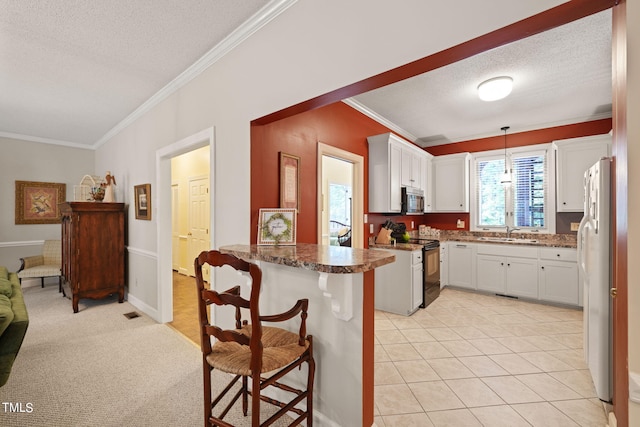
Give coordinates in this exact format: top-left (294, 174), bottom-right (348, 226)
top-left (17, 240), bottom-right (62, 291)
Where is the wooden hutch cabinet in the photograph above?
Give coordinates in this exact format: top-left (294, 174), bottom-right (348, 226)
top-left (60, 202), bottom-right (125, 313)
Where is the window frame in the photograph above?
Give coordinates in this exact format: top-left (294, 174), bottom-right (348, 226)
top-left (470, 144), bottom-right (555, 234)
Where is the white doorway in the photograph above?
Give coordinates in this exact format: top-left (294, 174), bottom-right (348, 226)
top-left (156, 127), bottom-right (214, 323)
top-left (317, 143), bottom-right (364, 248)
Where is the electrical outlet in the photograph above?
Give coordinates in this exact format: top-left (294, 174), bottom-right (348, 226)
top-left (456, 219), bottom-right (465, 228)
top-left (411, 221), bottom-right (415, 229)
top-left (370, 223), bottom-right (374, 234)
top-left (571, 222), bottom-right (580, 231)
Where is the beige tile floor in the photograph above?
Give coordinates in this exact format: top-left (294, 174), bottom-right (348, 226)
top-left (374, 287), bottom-right (609, 427)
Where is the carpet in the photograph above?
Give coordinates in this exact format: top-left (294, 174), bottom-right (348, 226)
top-left (0, 285), bottom-right (289, 426)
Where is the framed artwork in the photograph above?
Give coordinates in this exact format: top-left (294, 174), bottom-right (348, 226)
top-left (15, 181), bottom-right (66, 224)
top-left (257, 208), bottom-right (297, 245)
top-left (134, 184), bottom-right (152, 220)
top-left (279, 152), bottom-right (300, 212)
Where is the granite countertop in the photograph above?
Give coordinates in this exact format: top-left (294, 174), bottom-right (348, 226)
top-left (219, 243), bottom-right (396, 274)
top-left (438, 231), bottom-right (577, 248)
top-left (369, 242), bottom-right (424, 251)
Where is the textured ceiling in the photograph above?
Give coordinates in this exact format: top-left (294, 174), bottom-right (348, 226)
top-left (351, 9), bottom-right (612, 146)
top-left (0, 2), bottom-right (611, 149)
top-left (0, 0), bottom-right (271, 147)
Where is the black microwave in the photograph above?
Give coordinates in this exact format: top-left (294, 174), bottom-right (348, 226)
top-left (401, 187), bottom-right (424, 215)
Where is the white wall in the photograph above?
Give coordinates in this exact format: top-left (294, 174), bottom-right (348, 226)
top-left (93, 0), bottom-right (566, 317)
top-left (0, 137), bottom-right (94, 271)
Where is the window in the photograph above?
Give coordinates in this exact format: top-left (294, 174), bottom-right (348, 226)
top-left (472, 146), bottom-right (553, 232)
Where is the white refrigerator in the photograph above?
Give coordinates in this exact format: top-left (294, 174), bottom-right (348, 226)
top-left (577, 157), bottom-right (612, 402)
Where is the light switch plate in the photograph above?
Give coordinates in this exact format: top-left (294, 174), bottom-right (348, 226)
top-left (456, 219), bottom-right (465, 228)
top-left (571, 222), bottom-right (580, 231)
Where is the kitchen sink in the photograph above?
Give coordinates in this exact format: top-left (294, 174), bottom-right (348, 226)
top-left (477, 236), bottom-right (539, 244)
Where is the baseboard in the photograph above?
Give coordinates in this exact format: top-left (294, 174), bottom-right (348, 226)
top-left (126, 292), bottom-right (160, 322)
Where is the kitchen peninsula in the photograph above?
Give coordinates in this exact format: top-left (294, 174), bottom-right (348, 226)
top-left (219, 243), bottom-right (395, 427)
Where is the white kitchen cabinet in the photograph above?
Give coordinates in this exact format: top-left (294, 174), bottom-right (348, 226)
top-left (401, 147), bottom-right (423, 189)
top-left (423, 154), bottom-right (433, 212)
top-left (447, 242), bottom-right (475, 290)
top-left (374, 249), bottom-right (423, 316)
top-left (505, 256), bottom-right (539, 299)
top-left (368, 133), bottom-right (403, 213)
top-left (476, 254), bottom-right (506, 294)
top-left (432, 153), bottom-right (471, 212)
top-left (554, 133), bottom-right (611, 212)
top-left (439, 243), bottom-right (448, 288)
top-left (539, 247), bottom-right (579, 305)
top-left (475, 244), bottom-right (538, 299)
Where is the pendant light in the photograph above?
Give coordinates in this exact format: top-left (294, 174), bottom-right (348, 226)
top-left (500, 126), bottom-right (512, 185)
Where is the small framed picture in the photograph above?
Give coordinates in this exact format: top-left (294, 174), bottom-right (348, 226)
top-left (134, 184), bottom-right (151, 220)
top-left (279, 152), bottom-right (300, 213)
top-left (257, 208), bottom-right (297, 245)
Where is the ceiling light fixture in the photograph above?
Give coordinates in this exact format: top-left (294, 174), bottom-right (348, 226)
top-left (478, 76), bottom-right (513, 101)
top-left (500, 126), bottom-right (512, 185)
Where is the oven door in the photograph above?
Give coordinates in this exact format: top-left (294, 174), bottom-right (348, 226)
top-left (422, 246), bottom-right (441, 307)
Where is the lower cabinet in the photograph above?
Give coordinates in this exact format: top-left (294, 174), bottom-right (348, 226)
top-left (449, 242), bottom-right (578, 307)
top-left (447, 243), bottom-right (475, 290)
top-left (539, 247), bottom-right (580, 306)
top-left (374, 249), bottom-right (423, 316)
top-left (476, 244), bottom-right (538, 299)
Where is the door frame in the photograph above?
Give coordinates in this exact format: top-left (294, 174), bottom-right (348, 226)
top-left (317, 143), bottom-right (364, 248)
top-left (156, 127), bottom-right (214, 323)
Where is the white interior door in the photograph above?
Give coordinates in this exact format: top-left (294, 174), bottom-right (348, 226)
top-left (171, 184), bottom-right (179, 271)
top-left (188, 176), bottom-right (210, 281)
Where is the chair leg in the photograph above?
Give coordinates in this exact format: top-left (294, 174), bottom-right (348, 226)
top-left (307, 337), bottom-right (315, 427)
top-left (59, 276), bottom-right (62, 293)
top-left (252, 374), bottom-right (261, 427)
top-left (242, 376), bottom-right (248, 416)
top-left (203, 358), bottom-right (212, 427)
top-left (41, 277), bottom-right (45, 288)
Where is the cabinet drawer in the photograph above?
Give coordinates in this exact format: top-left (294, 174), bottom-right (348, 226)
top-left (412, 251), bottom-right (423, 265)
top-left (539, 247), bottom-right (577, 262)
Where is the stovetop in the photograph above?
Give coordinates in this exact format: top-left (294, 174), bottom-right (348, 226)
top-left (409, 238), bottom-right (440, 249)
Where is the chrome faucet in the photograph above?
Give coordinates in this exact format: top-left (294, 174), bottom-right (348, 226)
top-left (506, 226), bottom-right (520, 238)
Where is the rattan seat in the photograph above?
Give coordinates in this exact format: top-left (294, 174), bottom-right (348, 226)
top-left (208, 325), bottom-right (310, 376)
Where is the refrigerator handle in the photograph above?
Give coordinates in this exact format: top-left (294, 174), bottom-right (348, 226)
top-left (577, 214), bottom-right (589, 275)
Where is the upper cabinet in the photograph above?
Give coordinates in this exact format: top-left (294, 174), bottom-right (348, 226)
top-left (431, 152), bottom-right (471, 212)
top-left (554, 133), bottom-right (611, 212)
top-left (368, 132), bottom-right (431, 213)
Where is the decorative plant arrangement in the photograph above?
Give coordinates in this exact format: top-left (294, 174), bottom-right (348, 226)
top-left (257, 208), bottom-right (297, 245)
top-left (90, 185), bottom-right (106, 202)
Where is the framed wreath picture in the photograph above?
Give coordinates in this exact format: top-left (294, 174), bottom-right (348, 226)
top-left (134, 184), bottom-right (152, 220)
top-left (257, 208), bottom-right (297, 246)
top-left (15, 180), bottom-right (66, 224)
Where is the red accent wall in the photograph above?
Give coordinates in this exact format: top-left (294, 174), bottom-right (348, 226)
top-left (251, 104), bottom-right (612, 243)
top-left (250, 102), bottom-right (416, 245)
top-left (426, 118), bottom-right (612, 156)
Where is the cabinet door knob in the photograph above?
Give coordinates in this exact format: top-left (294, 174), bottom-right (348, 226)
top-left (541, 266), bottom-right (545, 270)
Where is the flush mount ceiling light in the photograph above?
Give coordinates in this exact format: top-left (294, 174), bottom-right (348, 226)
top-left (478, 76), bottom-right (513, 101)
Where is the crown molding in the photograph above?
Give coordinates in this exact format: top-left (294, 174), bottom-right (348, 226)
top-left (0, 131), bottom-right (94, 149)
top-left (93, 0), bottom-right (298, 149)
top-left (341, 98), bottom-right (418, 143)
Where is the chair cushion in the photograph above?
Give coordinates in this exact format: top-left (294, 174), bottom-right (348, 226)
top-left (0, 266), bottom-right (8, 280)
top-left (42, 240), bottom-right (62, 266)
top-left (206, 325), bottom-right (309, 376)
top-left (17, 265), bottom-right (61, 279)
top-left (0, 278), bottom-right (12, 298)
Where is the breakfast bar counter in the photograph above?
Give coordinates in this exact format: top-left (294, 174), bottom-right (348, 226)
top-left (218, 243), bottom-right (395, 427)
